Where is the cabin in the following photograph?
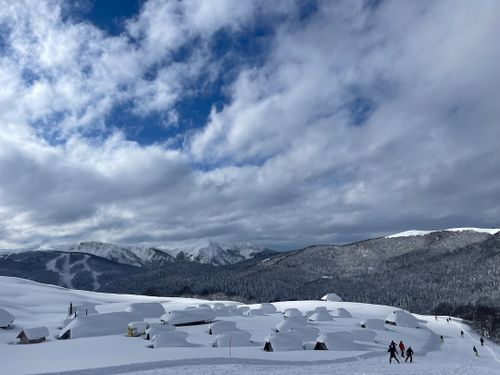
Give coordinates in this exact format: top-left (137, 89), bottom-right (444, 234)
top-left (264, 332), bottom-right (303, 352)
top-left (160, 308), bottom-right (216, 327)
top-left (320, 293), bottom-right (343, 302)
top-left (144, 323), bottom-right (175, 340)
top-left (153, 331), bottom-right (192, 348)
top-left (274, 317), bottom-right (306, 333)
top-left (17, 327), bottom-right (49, 344)
top-left (125, 302), bottom-right (166, 318)
top-left (0, 308), bottom-right (15, 328)
top-left (127, 321), bottom-right (149, 337)
top-left (208, 320), bottom-right (237, 335)
top-left (58, 311), bottom-right (142, 340)
top-left (314, 331), bottom-right (357, 351)
top-left (360, 318), bottom-right (386, 330)
top-left (212, 331), bottom-right (253, 347)
top-left (282, 308), bottom-right (304, 320)
top-left (335, 308), bottom-right (352, 318)
top-left (308, 309), bottom-right (333, 322)
top-left (384, 309), bottom-right (421, 328)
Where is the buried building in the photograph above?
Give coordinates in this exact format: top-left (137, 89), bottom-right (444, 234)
top-left (314, 331), bottom-right (357, 351)
top-left (17, 326), bottom-right (49, 344)
top-left (160, 308), bottom-right (216, 327)
top-left (385, 309), bottom-right (422, 328)
top-left (0, 308), bottom-right (15, 328)
top-left (264, 332), bottom-right (304, 352)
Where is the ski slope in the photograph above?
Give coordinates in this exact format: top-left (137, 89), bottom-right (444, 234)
top-left (0, 276), bottom-right (498, 375)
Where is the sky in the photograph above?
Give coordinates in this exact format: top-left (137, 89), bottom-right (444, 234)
top-left (0, 0), bottom-right (499, 251)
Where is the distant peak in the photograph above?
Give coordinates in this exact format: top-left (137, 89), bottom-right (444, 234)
top-left (386, 227), bottom-right (500, 238)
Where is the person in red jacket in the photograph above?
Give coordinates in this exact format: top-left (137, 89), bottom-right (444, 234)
top-left (399, 340), bottom-right (406, 357)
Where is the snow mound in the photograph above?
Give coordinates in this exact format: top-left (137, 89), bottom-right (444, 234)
top-left (385, 309), bottom-right (421, 328)
top-left (125, 302), bottom-right (166, 318)
top-left (153, 331), bottom-right (192, 348)
top-left (308, 309), bottom-right (334, 322)
top-left (360, 318), bottom-right (386, 330)
top-left (59, 311), bottom-right (142, 339)
top-left (335, 308), bottom-right (352, 318)
top-left (160, 308), bottom-right (215, 326)
top-left (0, 308), bottom-right (15, 328)
top-left (289, 326), bottom-right (320, 341)
top-left (282, 308), bottom-right (304, 319)
top-left (212, 331), bottom-right (253, 347)
top-left (208, 320), bottom-right (238, 335)
top-left (275, 318), bottom-right (306, 332)
top-left (315, 331), bottom-right (357, 351)
top-left (264, 332), bottom-right (303, 352)
top-left (145, 324), bottom-right (175, 340)
top-left (321, 293), bottom-right (343, 302)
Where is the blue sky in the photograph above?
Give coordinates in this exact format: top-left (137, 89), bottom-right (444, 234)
top-left (0, 0), bottom-right (499, 250)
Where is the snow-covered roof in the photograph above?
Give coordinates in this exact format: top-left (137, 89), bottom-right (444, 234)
top-left (316, 331), bottom-right (357, 351)
top-left (320, 293), bottom-right (343, 302)
top-left (153, 331), bottom-right (192, 348)
top-left (289, 326), bottom-right (320, 341)
top-left (145, 324), bottom-right (174, 340)
top-left (386, 227), bottom-right (500, 238)
top-left (265, 332), bottom-right (303, 352)
top-left (385, 309), bottom-right (420, 328)
top-left (308, 310), bottom-right (333, 322)
top-left (245, 308), bottom-right (265, 316)
top-left (59, 311), bottom-right (142, 339)
top-left (208, 320), bottom-right (237, 335)
top-left (0, 308), bottom-right (15, 327)
top-left (125, 302), bottom-right (166, 318)
top-left (18, 326), bottom-right (49, 340)
top-left (335, 308), bottom-right (352, 318)
top-left (212, 331), bottom-right (252, 347)
top-left (258, 303), bottom-right (277, 314)
top-left (160, 308), bottom-right (216, 326)
top-left (275, 317), bottom-right (306, 332)
top-left (359, 318), bottom-right (386, 330)
top-left (282, 308), bottom-right (304, 319)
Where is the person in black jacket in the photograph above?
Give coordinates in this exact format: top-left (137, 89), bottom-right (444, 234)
top-left (405, 346), bottom-right (414, 363)
top-left (388, 343), bottom-right (400, 363)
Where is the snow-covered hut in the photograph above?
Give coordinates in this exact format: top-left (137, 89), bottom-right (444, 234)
top-left (314, 331), bottom-right (357, 351)
top-left (125, 302), bottom-right (166, 318)
top-left (160, 308), bottom-right (215, 326)
top-left (208, 320), bottom-right (238, 335)
top-left (360, 318), bottom-right (386, 330)
top-left (236, 306), bottom-right (250, 315)
top-left (282, 308), bottom-right (304, 320)
top-left (274, 318), bottom-right (306, 333)
top-left (245, 308), bottom-right (265, 316)
top-left (145, 324), bottom-right (175, 340)
top-left (320, 293), bottom-right (342, 302)
top-left (127, 321), bottom-right (149, 337)
top-left (308, 309), bottom-right (333, 322)
top-left (384, 310), bottom-right (420, 328)
top-left (0, 308), bottom-right (15, 328)
top-left (258, 303), bottom-right (277, 314)
top-left (212, 331), bottom-right (253, 347)
top-left (153, 331), bottom-right (192, 348)
top-left (213, 306), bottom-right (232, 317)
top-left (290, 326), bottom-right (320, 341)
top-left (58, 311), bottom-right (141, 340)
top-left (67, 303), bottom-right (98, 318)
top-left (17, 327), bottom-right (49, 344)
top-left (334, 308), bottom-right (352, 318)
top-left (264, 332), bottom-right (303, 352)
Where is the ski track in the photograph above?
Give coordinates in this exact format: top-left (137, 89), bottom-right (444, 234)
top-left (46, 254), bottom-right (101, 290)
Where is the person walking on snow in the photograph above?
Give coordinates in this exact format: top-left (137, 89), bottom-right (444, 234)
top-left (461, 330), bottom-right (464, 338)
top-left (473, 346), bottom-right (479, 357)
top-left (440, 335), bottom-right (444, 343)
top-left (388, 343), bottom-right (400, 363)
top-left (405, 346), bottom-right (414, 363)
top-left (480, 337), bottom-right (484, 346)
top-left (399, 340), bottom-right (405, 357)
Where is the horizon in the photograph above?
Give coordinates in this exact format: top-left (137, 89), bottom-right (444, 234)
top-left (1, 1), bottom-right (500, 250)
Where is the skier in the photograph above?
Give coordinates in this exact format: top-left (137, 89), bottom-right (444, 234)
top-left (388, 343), bottom-right (400, 363)
top-left (405, 346), bottom-right (414, 363)
top-left (399, 340), bottom-right (406, 357)
top-left (440, 335), bottom-right (444, 343)
top-left (461, 330), bottom-right (464, 338)
top-left (480, 337), bottom-right (484, 346)
top-left (473, 346), bottom-right (479, 357)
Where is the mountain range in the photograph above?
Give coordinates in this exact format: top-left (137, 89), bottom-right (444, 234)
top-left (0, 228), bottom-right (499, 317)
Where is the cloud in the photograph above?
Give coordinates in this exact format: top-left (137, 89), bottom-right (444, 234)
top-left (0, 0), bottom-right (499, 250)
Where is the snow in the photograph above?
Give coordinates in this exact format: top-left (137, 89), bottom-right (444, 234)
top-left (386, 227), bottom-right (500, 238)
top-left (208, 321), bottom-right (238, 335)
top-left (385, 309), bottom-right (421, 328)
top-left (212, 331), bottom-right (253, 347)
top-left (153, 331), bottom-right (193, 348)
top-left (321, 293), bottom-right (343, 302)
top-left (160, 309), bottom-right (216, 326)
top-left (0, 275), bottom-right (499, 375)
top-left (126, 303), bottom-right (166, 318)
top-left (315, 331), bottom-right (357, 351)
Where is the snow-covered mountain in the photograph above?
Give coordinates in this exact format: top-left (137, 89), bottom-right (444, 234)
top-left (386, 227), bottom-right (500, 238)
top-left (49, 240), bottom-right (268, 267)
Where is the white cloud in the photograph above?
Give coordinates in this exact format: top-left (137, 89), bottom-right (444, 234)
top-left (0, 0), bottom-right (499, 250)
